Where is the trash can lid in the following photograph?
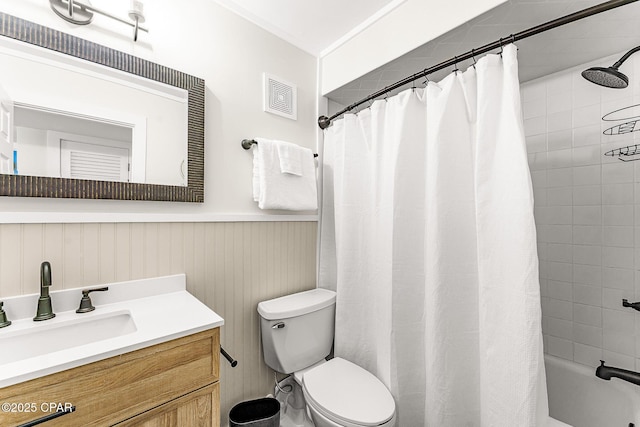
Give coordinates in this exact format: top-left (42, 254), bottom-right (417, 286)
top-left (229, 397), bottom-right (279, 424)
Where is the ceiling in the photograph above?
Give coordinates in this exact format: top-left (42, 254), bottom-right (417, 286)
top-left (212, 0), bottom-right (398, 55)
top-left (215, 0), bottom-right (640, 110)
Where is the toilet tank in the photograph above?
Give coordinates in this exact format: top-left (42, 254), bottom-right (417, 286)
top-left (258, 289), bottom-right (336, 374)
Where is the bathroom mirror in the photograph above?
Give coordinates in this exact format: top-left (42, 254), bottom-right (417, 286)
top-left (0, 13), bottom-right (204, 202)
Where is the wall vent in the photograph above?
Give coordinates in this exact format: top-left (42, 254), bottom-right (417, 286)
top-left (263, 73), bottom-right (297, 120)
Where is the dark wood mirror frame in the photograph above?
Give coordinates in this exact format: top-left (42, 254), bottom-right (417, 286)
top-left (0, 13), bottom-right (204, 202)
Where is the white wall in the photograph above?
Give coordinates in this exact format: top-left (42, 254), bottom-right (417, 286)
top-left (0, 0), bottom-right (318, 219)
top-left (0, 4), bottom-right (319, 422)
top-left (15, 128), bottom-right (50, 177)
top-left (523, 50), bottom-right (640, 373)
top-left (320, 0), bottom-right (506, 95)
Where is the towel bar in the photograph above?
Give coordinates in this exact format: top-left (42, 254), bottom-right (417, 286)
top-left (221, 346), bottom-right (238, 367)
top-left (241, 139), bottom-right (318, 157)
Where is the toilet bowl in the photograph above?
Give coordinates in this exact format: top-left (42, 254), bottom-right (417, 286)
top-left (301, 358), bottom-right (396, 427)
top-left (258, 289), bottom-right (396, 427)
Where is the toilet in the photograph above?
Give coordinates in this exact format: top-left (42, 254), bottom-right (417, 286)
top-left (258, 289), bottom-right (396, 427)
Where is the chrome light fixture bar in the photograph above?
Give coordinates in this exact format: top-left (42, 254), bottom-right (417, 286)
top-left (50, 0), bottom-right (149, 42)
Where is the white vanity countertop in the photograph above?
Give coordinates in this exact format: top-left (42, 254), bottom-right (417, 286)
top-left (0, 274), bottom-right (224, 388)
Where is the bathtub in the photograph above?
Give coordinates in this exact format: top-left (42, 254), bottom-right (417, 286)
top-left (545, 354), bottom-right (640, 427)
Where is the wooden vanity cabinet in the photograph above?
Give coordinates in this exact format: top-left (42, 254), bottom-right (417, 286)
top-left (0, 328), bottom-right (220, 427)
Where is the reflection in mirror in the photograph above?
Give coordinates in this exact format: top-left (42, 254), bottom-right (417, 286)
top-left (15, 105), bottom-right (136, 183)
top-left (1, 36), bottom-right (188, 187)
top-left (0, 13), bottom-right (204, 202)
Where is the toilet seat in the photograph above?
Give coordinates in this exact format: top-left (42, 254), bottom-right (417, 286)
top-left (302, 357), bottom-right (395, 427)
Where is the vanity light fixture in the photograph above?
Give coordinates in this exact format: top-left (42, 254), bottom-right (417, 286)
top-left (49, 0), bottom-right (148, 42)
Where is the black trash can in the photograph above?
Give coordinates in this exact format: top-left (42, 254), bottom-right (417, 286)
top-left (229, 397), bottom-right (280, 427)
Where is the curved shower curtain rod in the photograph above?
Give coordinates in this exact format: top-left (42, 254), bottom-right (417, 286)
top-left (318, 0), bottom-right (639, 129)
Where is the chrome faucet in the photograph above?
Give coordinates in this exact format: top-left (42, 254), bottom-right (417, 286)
top-left (596, 360), bottom-right (640, 387)
top-left (34, 261), bottom-right (55, 321)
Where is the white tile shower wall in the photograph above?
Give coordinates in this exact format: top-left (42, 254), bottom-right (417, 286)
top-left (523, 49), bottom-right (640, 372)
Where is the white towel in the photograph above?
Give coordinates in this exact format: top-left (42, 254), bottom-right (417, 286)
top-left (253, 138), bottom-right (318, 211)
top-left (276, 141), bottom-right (303, 176)
top-left (252, 148), bottom-right (260, 202)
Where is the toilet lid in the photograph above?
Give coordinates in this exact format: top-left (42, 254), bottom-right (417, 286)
top-left (303, 357), bottom-right (395, 426)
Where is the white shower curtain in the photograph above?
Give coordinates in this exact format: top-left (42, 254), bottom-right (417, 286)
top-left (319, 45), bottom-right (548, 426)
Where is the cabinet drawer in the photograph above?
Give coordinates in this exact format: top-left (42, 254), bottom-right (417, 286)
top-left (114, 383), bottom-right (220, 427)
top-left (0, 328), bottom-right (219, 427)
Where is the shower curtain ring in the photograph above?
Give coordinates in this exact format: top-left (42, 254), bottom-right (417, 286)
top-left (471, 49), bottom-right (477, 69)
top-left (499, 38), bottom-right (504, 56)
top-left (453, 56), bottom-right (459, 74)
top-left (422, 69), bottom-right (430, 86)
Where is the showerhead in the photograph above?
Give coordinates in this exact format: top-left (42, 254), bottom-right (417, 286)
top-left (581, 67), bottom-right (628, 89)
top-left (582, 45), bottom-right (640, 89)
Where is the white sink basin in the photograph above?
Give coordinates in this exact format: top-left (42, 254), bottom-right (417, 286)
top-left (1, 310), bottom-right (136, 365)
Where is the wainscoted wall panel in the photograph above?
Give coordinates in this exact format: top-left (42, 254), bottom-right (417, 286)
top-left (0, 221), bottom-right (317, 426)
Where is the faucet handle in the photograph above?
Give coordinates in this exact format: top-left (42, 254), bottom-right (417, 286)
top-left (76, 287), bottom-right (109, 313)
top-left (0, 302), bottom-right (11, 328)
top-left (622, 299), bottom-right (640, 312)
